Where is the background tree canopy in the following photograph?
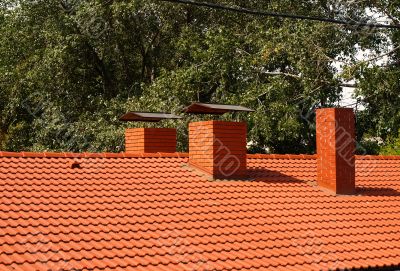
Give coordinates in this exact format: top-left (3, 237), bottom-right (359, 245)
top-left (0, 0), bottom-right (399, 154)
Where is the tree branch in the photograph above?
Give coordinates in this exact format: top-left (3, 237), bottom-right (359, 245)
top-left (262, 71), bottom-right (356, 88)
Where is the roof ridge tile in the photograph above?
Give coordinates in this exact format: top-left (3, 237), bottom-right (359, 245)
top-left (356, 155), bottom-right (400, 160)
top-left (247, 154), bottom-right (317, 160)
top-left (0, 151), bottom-right (189, 159)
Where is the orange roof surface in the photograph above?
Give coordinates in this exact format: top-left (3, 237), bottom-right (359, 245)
top-left (0, 152), bottom-right (399, 271)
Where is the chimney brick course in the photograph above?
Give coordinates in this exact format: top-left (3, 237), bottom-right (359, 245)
top-left (125, 128), bottom-right (177, 153)
top-left (316, 108), bottom-right (356, 195)
top-left (189, 121), bottom-right (247, 179)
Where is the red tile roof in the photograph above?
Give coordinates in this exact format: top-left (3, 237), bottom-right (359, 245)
top-left (0, 152), bottom-right (400, 270)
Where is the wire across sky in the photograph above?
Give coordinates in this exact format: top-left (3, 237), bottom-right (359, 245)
top-left (159, 0), bottom-right (400, 30)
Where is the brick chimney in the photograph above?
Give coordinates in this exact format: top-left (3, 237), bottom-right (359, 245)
top-left (125, 128), bottom-right (177, 153)
top-left (189, 121), bottom-right (247, 179)
top-left (316, 108), bottom-right (356, 195)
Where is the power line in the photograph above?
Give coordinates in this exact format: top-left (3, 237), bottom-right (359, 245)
top-left (159, 0), bottom-right (400, 30)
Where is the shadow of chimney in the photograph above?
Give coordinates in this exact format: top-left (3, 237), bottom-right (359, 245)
top-left (247, 168), bottom-right (400, 198)
top-left (356, 186), bottom-right (400, 197)
top-left (247, 168), bottom-right (310, 184)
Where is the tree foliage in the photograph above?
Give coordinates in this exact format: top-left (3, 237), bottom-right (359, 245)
top-left (0, 0), bottom-right (395, 153)
top-left (342, 1), bottom-right (400, 153)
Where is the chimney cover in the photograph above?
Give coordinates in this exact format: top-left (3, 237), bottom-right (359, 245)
top-left (182, 103), bottom-right (254, 115)
top-left (120, 112), bottom-right (182, 122)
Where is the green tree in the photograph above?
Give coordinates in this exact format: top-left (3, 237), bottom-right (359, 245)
top-left (0, 0), bottom-right (382, 153)
top-left (345, 1), bottom-right (400, 150)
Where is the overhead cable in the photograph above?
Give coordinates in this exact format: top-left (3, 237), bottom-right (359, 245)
top-left (159, 0), bottom-right (400, 29)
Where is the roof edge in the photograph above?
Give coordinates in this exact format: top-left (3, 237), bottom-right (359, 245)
top-left (247, 154), bottom-right (317, 159)
top-left (0, 151), bottom-right (189, 158)
top-left (1, 152), bottom-right (398, 160)
top-left (356, 155), bottom-right (400, 160)
top-left (248, 154), bottom-right (400, 160)
top-left (0, 152), bottom-right (317, 159)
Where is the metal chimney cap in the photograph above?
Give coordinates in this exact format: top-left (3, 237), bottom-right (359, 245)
top-left (182, 102), bottom-right (255, 115)
top-left (119, 112), bottom-right (182, 122)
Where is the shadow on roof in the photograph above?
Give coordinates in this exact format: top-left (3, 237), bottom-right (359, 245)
top-left (356, 186), bottom-right (400, 197)
top-left (247, 168), bottom-right (400, 197)
top-left (247, 168), bottom-right (309, 184)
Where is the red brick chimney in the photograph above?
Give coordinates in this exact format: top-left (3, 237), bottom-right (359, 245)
top-left (125, 128), bottom-right (177, 153)
top-left (316, 108), bottom-right (356, 195)
top-left (189, 121), bottom-right (247, 179)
